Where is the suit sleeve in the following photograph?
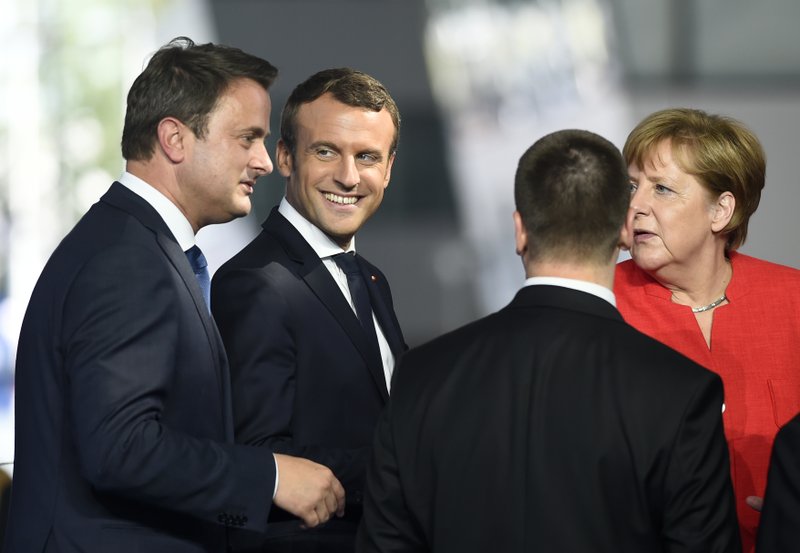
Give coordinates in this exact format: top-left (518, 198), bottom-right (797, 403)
top-left (660, 372), bottom-right (742, 553)
top-left (756, 415), bottom-right (800, 553)
top-left (212, 266), bottom-right (370, 493)
top-left (63, 244), bottom-right (275, 531)
top-left (356, 398), bottom-right (427, 553)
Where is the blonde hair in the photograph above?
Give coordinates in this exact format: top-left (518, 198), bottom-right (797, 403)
top-left (623, 108), bottom-right (765, 250)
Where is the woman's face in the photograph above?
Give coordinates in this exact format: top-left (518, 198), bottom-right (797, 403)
top-left (627, 140), bottom-right (721, 274)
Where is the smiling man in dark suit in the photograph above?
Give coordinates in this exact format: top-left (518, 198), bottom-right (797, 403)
top-left (3, 37), bottom-right (344, 553)
top-left (356, 129), bottom-right (741, 553)
top-left (211, 68), bottom-right (406, 553)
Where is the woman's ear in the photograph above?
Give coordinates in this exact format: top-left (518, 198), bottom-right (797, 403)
top-left (711, 191), bottom-right (735, 233)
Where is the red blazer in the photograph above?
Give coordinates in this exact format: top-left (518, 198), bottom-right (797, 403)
top-left (614, 251), bottom-right (800, 553)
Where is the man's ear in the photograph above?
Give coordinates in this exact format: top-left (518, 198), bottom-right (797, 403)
top-left (711, 191), bottom-right (735, 233)
top-left (618, 213), bottom-right (633, 252)
top-left (157, 117), bottom-right (186, 163)
top-left (382, 152), bottom-right (396, 189)
top-left (513, 210), bottom-right (528, 257)
top-left (276, 139), bottom-right (293, 178)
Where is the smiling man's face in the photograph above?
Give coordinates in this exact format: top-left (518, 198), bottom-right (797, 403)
top-left (278, 92), bottom-right (396, 249)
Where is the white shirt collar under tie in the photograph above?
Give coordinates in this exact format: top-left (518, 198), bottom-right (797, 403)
top-left (118, 171), bottom-right (196, 251)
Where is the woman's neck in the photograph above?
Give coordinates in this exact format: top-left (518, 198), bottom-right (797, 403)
top-left (654, 250), bottom-right (732, 309)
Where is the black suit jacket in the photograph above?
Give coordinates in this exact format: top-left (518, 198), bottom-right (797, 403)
top-left (757, 412), bottom-right (800, 552)
top-left (4, 183), bottom-right (275, 553)
top-left (357, 285), bottom-right (741, 553)
top-left (211, 209), bottom-right (405, 524)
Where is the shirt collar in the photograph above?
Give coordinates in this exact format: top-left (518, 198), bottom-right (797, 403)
top-left (523, 276), bottom-right (617, 307)
top-left (118, 171), bottom-right (196, 251)
top-left (278, 197), bottom-right (355, 258)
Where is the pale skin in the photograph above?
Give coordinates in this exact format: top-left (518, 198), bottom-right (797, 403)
top-left (126, 78), bottom-right (345, 527)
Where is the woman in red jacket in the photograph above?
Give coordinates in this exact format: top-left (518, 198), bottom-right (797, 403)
top-left (614, 107), bottom-right (800, 553)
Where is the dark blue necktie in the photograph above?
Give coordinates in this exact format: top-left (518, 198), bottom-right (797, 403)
top-left (185, 245), bottom-right (210, 312)
top-left (332, 252), bottom-right (380, 350)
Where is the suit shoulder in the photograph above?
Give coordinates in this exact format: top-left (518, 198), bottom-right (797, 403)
top-left (216, 230), bottom-right (288, 275)
top-left (394, 311), bottom-right (506, 381)
top-left (617, 322), bottom-right (720, 388)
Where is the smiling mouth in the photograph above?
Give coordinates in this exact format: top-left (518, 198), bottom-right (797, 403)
top-left (324, 192), bottom-right (358, 205)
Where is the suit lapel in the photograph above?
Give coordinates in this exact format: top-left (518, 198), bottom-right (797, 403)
top-left (356, 254), bottom-right (406, 359)
top-left (101, 182), bottom-right (233, 435)
top-left (264, 210), bottom-right (389, 399)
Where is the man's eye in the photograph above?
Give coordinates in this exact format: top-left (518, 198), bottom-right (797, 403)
top-left (358, 153), bottom-right (379, 165)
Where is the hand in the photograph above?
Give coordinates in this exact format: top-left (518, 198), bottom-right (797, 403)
top-left (273, 454), bottom-right (346, 528)
top-left (745, 495), bottom-right (763, 512)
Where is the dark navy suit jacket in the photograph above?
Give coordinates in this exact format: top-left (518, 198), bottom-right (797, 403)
top-left (211, 208), bottom-right (406, 531)
top-left (4, 183), bottom-right (275, 553)
top-left (758, 412), bottom-right (800, 552)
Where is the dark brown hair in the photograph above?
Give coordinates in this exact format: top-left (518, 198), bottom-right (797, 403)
top-left (514, 129), bottom-right (629, 264)
top-left (280, 67), bottom-right (400, 156)
top-left (121, 36), bottom-right (278, 161)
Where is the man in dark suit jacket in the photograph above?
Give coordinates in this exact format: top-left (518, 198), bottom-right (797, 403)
top-left (756, 412), bottom-right (800, 552)
top-left (212, 68), bottom-right (406, 552)
top-left (356, 129), bottom-right (741, 553)
top-left (3, 37), bottom-right (343, 553)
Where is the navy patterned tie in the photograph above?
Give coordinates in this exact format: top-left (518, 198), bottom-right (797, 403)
top-left (184, 245), bottom-right (211, 313)
top-left (332, 252), bottom-right (380, 350)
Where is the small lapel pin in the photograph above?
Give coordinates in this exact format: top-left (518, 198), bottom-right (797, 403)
top-left (371, 275), bottom-right (378, 282)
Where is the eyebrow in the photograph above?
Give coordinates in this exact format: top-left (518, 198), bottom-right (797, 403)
top-left (308, 140), bottom-right (338, 152)
top-left (306, 140), bottom-right (387, 162)
top-left (240, 125), bottom-right (268, 138)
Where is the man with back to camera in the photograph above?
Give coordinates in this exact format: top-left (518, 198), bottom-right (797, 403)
top-left (356, 129), bottom-right (741, 553)
top-left (3, 37), bottom-right (344, 553)
top-left (211, 68), bottom-right (406, 552)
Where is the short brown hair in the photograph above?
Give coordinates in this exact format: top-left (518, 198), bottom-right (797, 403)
top-left (280, 68), bottom-right (400, 157)
top-left (623, 108), bottom-right (765, 250)
top-left (122, 36), bottom-right (278, 161)
top-left (514, 129), bottom-right (630, 265)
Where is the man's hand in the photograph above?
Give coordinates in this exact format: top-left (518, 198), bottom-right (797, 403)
top-left (273, 454), bottom-right (346, 528)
